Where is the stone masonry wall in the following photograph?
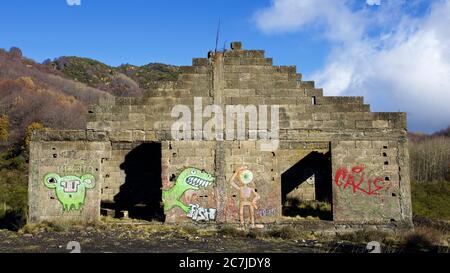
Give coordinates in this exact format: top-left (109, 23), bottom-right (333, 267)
top-left (331, 139), bottom-right (412, 223)
top-left (28, 42), bottom-right (412, 226)
top-left (162, 140), bottom-right (216, 223)
top-left (28, 132), bottom-right (110, 223)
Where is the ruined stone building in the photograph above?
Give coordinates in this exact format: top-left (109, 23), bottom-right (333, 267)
top-left (28, 42), bottom-right (412, 228)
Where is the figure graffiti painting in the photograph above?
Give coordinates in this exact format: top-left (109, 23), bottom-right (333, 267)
top-left (230, 166), bottom-right (261, 228)
top-left (44, 173), bottom-right (96, 212)
top-left (162, 167), bottom-right (217, 221)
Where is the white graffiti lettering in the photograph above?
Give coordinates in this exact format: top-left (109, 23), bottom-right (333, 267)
top-left (187, 204), bottom-right (217, 221)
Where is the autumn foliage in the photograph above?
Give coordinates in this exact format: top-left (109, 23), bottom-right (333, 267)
top-left (0, 47), bottom-right (182, 150)
top-left (0, 76), bottom-right (86, 145)
top-left (0, 115), bottom-right (8, 142)
top-left (0, 48), bottom-right (114, 149)
top-left (24, 122), bottom-right (47, 147)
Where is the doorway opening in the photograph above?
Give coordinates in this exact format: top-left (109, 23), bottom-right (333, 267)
top-left (281, 150), bottom-right (332, 220)
top-left (105, 142), bottom-right (164, 221)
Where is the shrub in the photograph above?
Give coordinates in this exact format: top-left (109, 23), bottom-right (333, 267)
top-left (404, 227), bottom-right (443, 249)
top-left (0, 150), bottom-right (28, 230)
top-left (180, 225), bottom-right (199, 237)
top-left (19, 221), bottom-right (71, 234)
top-left (218, 225), bottom-right (246, 237)
top-left (0, 209), bottom-right (26, 231)
top-left (283, 199), bottom-right (332, 220)
top-left (268, 226), bottom-right (298, 240)
top-left (24, 122), bottom-right (47, 147)
top-left (337, 229), bottom-right (391, 244)
top-left (17, 77), bottom-right (35, 89)
top-left (247, 228), bottom-right (265, 239)
top-left (411, 181), bottom-right (450, 220)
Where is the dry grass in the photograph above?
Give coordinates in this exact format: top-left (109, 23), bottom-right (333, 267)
top-left (267, 226), bottom-right (299, 240)
top-left (402, 226), bottom-right (448, 248)
top-left (283, 200), bottom-right (332, 220)
top-left (335, 221), bottom-right (449, 252)
top-left (337, 229), bottom-right (392, 244)
top-left (216, 224), bottom-right (315, 241)
top-left (18, 220), bottom-right (85, 234)
top-left (217, 225), bottom-right (247, 237)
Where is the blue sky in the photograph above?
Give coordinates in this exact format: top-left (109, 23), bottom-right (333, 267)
top-left (0, 0), bottom-right (449, 133)
top-left (0, 0), bottom-right (328, 72)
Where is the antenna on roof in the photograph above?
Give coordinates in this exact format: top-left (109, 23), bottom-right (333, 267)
top-left (215, 18), bottom-right (221, 53)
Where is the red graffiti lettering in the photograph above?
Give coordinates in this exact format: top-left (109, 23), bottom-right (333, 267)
top-left (352, 166), bottom-right (364, 174)
top-left (335, 167), bottom-right (348, 187)
top-left (368, 177), bottom-right (385, 195)
top-left (335, 165), bottom-right (386, 196)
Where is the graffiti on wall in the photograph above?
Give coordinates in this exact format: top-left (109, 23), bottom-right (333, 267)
top-left (335, 165), bottom-right (388, 196)
top-left (44, 173), bottom-right (96, 211)
top-left (187, 204), bottom-right (217, 221)
top-left (230, 166), bottom-right (261, 227)
top-left (161, 159), bottom-right (171, 189)
top-left (258, 208), bottom-right (276, 217)
top-left (224, 196), bottom-right (240, 219)
top-left (58, 164), bottom-right (94, 176)
top-left (162, 167), bottom-right (216, 221)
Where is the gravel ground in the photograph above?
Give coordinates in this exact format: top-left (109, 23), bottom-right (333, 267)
top-left (0, 222), bottom-right (447, 253)
top-left (0, 224), bottom-right (339, 253)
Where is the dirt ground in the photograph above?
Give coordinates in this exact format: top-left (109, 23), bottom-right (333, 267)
top-left (0, 228), bottom-right (330, 253)
top-left (0, 222), bottom-right (361, 253)
top-left (0, 219), bottom-right (448, 253)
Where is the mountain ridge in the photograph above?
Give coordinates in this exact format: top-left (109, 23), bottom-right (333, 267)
top-left (0, 46), bottom-right (178, 148)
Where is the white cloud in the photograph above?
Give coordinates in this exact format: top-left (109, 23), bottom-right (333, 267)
top-left (254, 0), bottom-right (450, 132)
top-left (367, 0), bottom-right (381, 6)
top-left (254, 0), bottom-right (365, 44)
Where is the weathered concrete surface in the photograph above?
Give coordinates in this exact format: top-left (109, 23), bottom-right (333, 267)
top-left (28, 139), bottom-right (110, 223)
top-left (28, 42), bottom-right (413, 228)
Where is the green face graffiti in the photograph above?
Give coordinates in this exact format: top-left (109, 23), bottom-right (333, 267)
top-left (162, 167), bottom-right (215, 213)
top-left (44, 173), bottom-right (96, 212)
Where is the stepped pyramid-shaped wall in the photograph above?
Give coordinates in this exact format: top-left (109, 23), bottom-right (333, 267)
top-left (28, 42), bottom-right (412, 228)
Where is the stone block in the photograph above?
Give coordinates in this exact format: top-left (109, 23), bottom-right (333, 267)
top-left (231, 41), bottom-right (242, 50)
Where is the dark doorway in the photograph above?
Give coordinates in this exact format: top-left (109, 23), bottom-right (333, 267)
top-left (110, 142), bottom-right (164, 221)
top-left (281, 151), bottom-right (332, 220)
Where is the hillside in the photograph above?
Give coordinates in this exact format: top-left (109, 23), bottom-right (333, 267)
top-left (45, 56), bottom-right (179, 96)
top-left (0, 47), bottom-right (114, 148)
top-left (0, 47), bottom-right (179, 148)
top-left (408, 127), bottom-right (450, 143)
